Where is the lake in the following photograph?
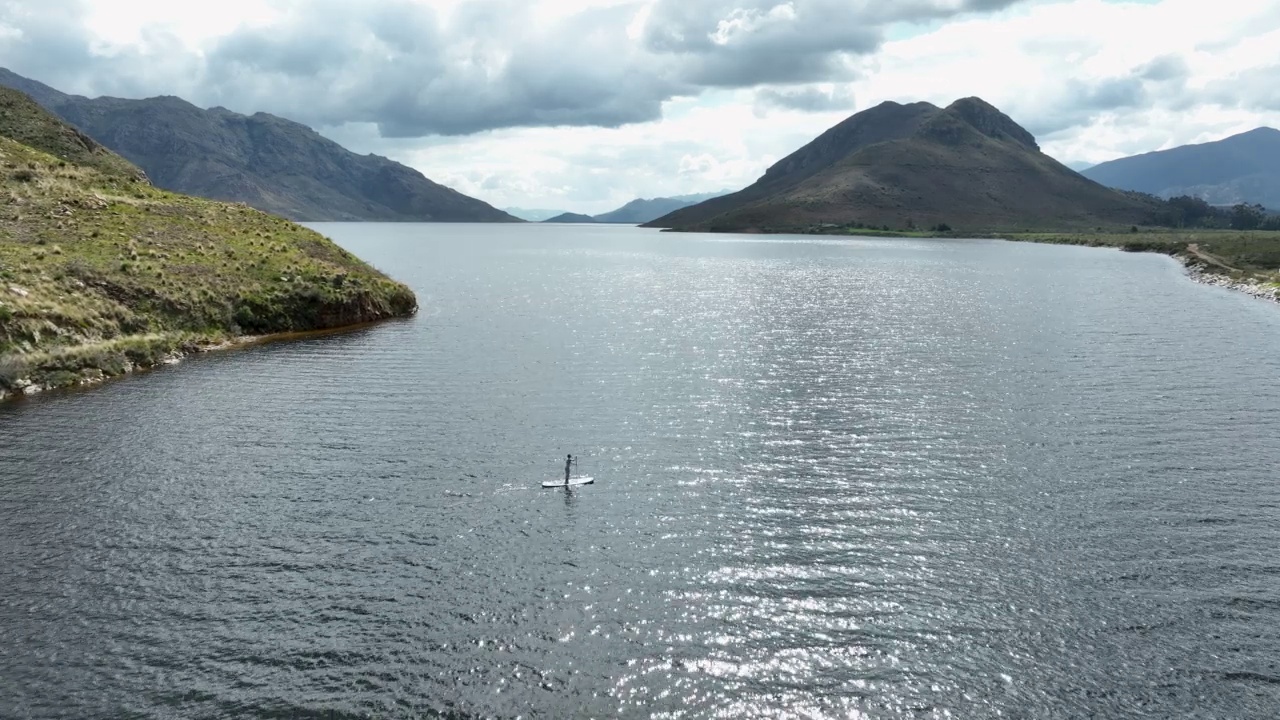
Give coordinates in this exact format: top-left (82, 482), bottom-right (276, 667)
top-left (2, 224), bottom-right (1279, 718)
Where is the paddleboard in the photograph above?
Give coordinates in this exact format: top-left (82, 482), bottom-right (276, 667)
top-left (543, 476), bottom-right (594, 488)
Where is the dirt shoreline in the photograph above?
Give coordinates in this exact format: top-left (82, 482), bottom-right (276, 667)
top-left (0, 318), bottom-right (406, 405)
top-left (1181, 257), bottom-right (1280, 304)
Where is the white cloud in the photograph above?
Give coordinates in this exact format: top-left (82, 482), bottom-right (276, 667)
top-left (369, 94), bottom-right (830, 214)
top-left (846, 0), bottom-right (1280, 164)
top-left (1, 0), bottom-right (1278, 209)
top-left (80, 0), bottom-right (281, 48)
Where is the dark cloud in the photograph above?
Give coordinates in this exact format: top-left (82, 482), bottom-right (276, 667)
top-left (0, 0), bottom-right (1034, 137)
top-left (88, 0), bottom-right (685, 136)
top-left (643, 0), bottom-right (877, 86)
top-left (1138, 54), bottom-right (1189, 83)
top-left (0, 0), bottom-right (202, 100)
top-left (643, 0), bottom-right (1027, 86)
top-left (0, 0), bottom-right (95, 84)
top-left (754, 85), bottom-right (856, 112)
top-left (1205, 64), bottom-right (1280, 112)
top-left (1017, 65), bottom-right (1182, 139)
top-left (210, 23), bottom-right (368, 78)
top-left (1077, 76), bottom-right (1146, 110)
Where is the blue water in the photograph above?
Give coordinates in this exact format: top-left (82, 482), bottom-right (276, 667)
top-left (2, 224), bottom-right (1279, 718)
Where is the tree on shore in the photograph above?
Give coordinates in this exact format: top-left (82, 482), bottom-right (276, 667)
top-left (1230, 203), bottom-right (1267, 230)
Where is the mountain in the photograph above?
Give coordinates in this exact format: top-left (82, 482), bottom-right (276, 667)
top-left (1081, 128), bottom-right (1280, 209)
top-left (542, 212), bottom-right (597, 223)
top-left (647, 98), bottom-right (1161, 233)
top-left (0, 68), bottom-right (520, 223)
top-left (0, 86), bottom-right (416, 399)
top-left (504, 207), bottom-right (569, 222)
top-left (521, 192), bottom-right (729, 225)
top-left (593, 192), bottom-right (729, 224)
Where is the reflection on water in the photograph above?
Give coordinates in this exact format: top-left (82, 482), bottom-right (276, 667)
top-left (2, 224), bottom-right (1279, 719)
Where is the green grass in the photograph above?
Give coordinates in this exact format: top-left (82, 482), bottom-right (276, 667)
top-left (0, 87), bottom-right (144, 181)
top-left (993, 232), bottom-right (1186, 255)
top-left (0, 135), bottom-right (417, 394)
top-left (994, 230), bottom-right (1280, 281)
top-left (831, 227), bottom-right (937, 238)
top-left (784, 223), bottom-right (1280, 282)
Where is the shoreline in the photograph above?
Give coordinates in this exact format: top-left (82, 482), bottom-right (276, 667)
top-left (6, 238), bottom-right (1277, 407)
top-left (666, 225), bottom-right (1280, 306)
top-left (0, 318), bottom-right (408, 405)
top-left (1181, 258), bottom-right (1280, 304)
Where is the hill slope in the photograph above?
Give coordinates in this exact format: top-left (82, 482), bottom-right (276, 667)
top-left (0, 85), bottom-right (145, 182)
top-left (517, 192), bottom-right (730, 225)
top-left (0, 68), bottom-right (520, 223)
top-left (593, 192), bottom-right (728, 223)
top-left (1082, 128), bottom-right (1280, 209)
top-left (0, 87), bottom-right (417, 400)
top-left (542, 212), bottom-right (597, 223)
top-left (647, 98), bottom-right (1161, 233)
top-left (504, 207), bottom-right (568, 222)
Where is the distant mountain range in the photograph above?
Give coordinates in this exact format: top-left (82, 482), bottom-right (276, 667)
top-left (503, 208), bottom-right (567, 222)
top-left (647, 98), bottom-right (1161, 233)
top-left (535, 192), bottom-right (729, 224)
top-left (543, 212), bottom-right (598, 223)
top-left (1081, 127), bottom-right (1280, 210)
top-left (0, 68), bottom-right (520, 223)
top-left (593, 193), bottom-right (728, 223)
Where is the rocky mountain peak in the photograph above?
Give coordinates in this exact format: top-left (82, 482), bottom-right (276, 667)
top-left (936, 96), bottom-right (1039, 151)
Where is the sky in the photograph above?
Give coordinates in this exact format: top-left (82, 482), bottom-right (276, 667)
top-left (1, 0), bottom-right (1278, 214)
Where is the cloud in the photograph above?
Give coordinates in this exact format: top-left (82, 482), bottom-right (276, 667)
top-left (1138, 54), bottom-right (1189, 83)
top-left (754, 85), bottom-right (856, 113)
top-left (0, 0), bottom-right (94, 86)
top-left (370, 92), bottom-right (842, 214)
top-left (844, 0), bottom-right (1280, 164)
top-left (196, 0), bottom-right (689, 136)
top-left (1017, 74), bottom-right (1150, 137)
top-left (3, 0), bottom-right (1280, 213)
top-left (0, 0), bottom-right (203, 100)
top-left (641, 0), bottom-right (878, 86)
top-left (640, 0), bottom-right (1028, 86)
top-left (0, 0), bottom-right (1033, 137)
top-left (1208, 63), bottom-right (1280, 112)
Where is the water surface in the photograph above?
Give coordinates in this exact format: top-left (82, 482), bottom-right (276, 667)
top-left (2, 224), bottom-right (1279, 718)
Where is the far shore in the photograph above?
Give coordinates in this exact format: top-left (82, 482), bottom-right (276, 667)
top-left (989, 231), bottom-right (1280, 304)
top-left (661, 225), bottom-right (1280, 303)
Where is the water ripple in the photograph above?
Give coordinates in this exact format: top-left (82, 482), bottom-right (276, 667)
top-left (2, 225), bottom-right (1279, 718)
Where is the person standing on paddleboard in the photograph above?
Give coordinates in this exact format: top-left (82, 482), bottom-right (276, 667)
top-left (565, 454), bottom-right (573, 485)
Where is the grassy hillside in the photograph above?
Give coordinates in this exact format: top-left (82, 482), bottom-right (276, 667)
top-left (0, 86), bottom-right (145, 182)
top-left (0, 94), bottom-right (417, 400)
